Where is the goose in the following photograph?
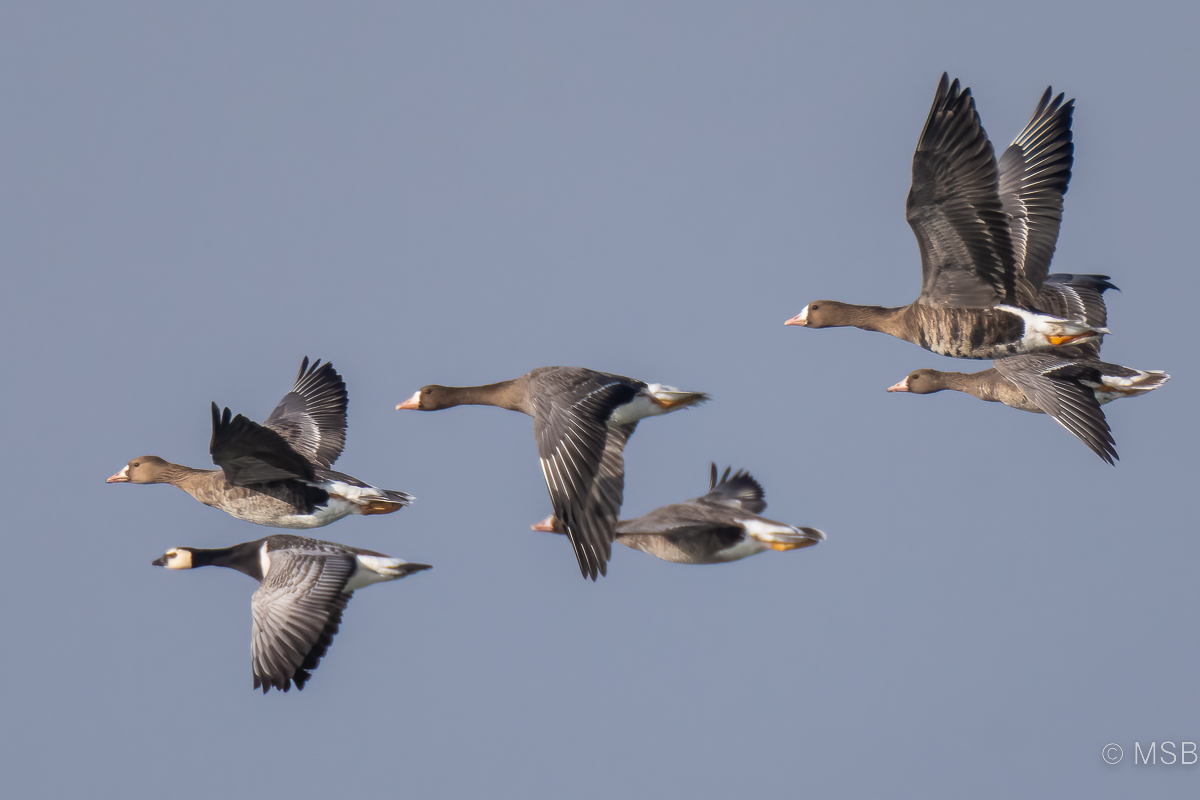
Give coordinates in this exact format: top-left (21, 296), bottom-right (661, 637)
top-left (109, 357), bottom-right (412, 527)
top-left (786, 74), bottom-right (1107, 359)
top-left (396, 366), bottom-right (708, 580)
top-left (153, 534), bottom-right (430, 693)
top-left (532, 464), bottom-right (825, 564)
top-left (886, 351), bottom-right (1168, 464)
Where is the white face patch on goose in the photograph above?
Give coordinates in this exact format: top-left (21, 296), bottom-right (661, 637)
top-left (161, 549), bottom-right (193, 569)
top-left (259, 541), bottom-right (272, 578)
top-left (395, 390), bottom-right (422, 410)
top-left (783, 305), bottom-right (811, 326)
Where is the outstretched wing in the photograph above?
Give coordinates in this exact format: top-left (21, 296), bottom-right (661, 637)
top-left (997, 89), bottom-right (1074, 300)
top-left (910, 74), bottom-right (1016, 308)
top-left (210, 403), bottom-right (316, 485)
top-left (250, 550), bottom-right (355, 693)
top-left (263, 357), bottom-right (348, 469)
top-left (994, 354), bottom-right (1117, 464)
top-left (532, 374), bottom-right (640, 581)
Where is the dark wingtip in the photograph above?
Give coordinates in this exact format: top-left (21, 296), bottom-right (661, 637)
top-left (577, 546), bottom-right (605, 581)
top-left (576, 553), bottom-right (600, 581)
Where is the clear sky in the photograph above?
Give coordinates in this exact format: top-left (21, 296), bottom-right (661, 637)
top-left (2, 2), bottom-right (1197, 798)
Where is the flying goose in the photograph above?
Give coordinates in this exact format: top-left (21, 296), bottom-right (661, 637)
top-left (887, 351), bottom-right (1168, 464)
top-left (786, 74), bottom-right (1106, 359)
top-left (109, 357), bottom-right (412, 527)
top-left (532, 464), bottom-right (825, 564)
top-left (153, 534), bottom-right (430, 692)
top-left (396, 366), bottom-right (708, 580)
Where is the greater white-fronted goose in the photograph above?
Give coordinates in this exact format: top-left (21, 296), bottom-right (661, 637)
top-left (153, 534), bottom-right (430, 693)
top-left (786, 74), bottom-right (1107, 359)
top-left (109, 358), bottom-right (412, 528)
top-left (396, 366), bottom-right (708, 580)
top-left (532, 464), bottom-right (825, 564)
top-left (887, 352), bottom-right (1169, 464)
top-left (886, 272), bottom-right (1166, 463)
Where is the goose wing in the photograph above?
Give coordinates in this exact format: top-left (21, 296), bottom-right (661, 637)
top-left (994, 354), bottom-right (1117, 464)
top-left (910, 74), bottom-right (1017, 308)
top-left (262, 357), bottom-right (348, 469)
top-left (530, 372), bottom-right (641, 581)
top-left (701, 464), bottom-right (768, 514)
top-left (209, 403), bottom-right (316, 485)
top-left (997, 90), bottom-right (1074, 300)
top-left (250, 549), bottom-right (355, 693)
top-left (617, 466), bottom-right (758, 535)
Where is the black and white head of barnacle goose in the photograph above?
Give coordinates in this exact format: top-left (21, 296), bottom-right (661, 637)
top-left (153, 534), bottom-right (430, 693)
top-left (108, 357), bottom-right (413, 529)
top-left (532, 464), bottom-right (825, 565)
top-left (786, 74), bottom-right (1107, 359)
top-left (397, 366), bottom-right (709, 581)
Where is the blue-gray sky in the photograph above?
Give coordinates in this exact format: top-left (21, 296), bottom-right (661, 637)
top-left (2, 2), bottom-right (1197, 798)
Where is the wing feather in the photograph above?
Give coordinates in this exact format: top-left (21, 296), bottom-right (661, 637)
top-left (209, 403), bottom-right (317, 485)
top-left (910, 74), bottom-right (1017, 308)
top-left (250, 550), bottom-right (355, 692)
top-left (701, 464), bottom-right (768, 514)
top-left (263, 358), bottom-right (349, 469)
top-left (994, 354), bottom-right (1117, 464)
top-left (532, 379), bottom-right (639, 580)
top-left (997, 89), bottom-right (1074, 299)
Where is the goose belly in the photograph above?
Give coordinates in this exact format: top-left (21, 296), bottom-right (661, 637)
top-left (911, 305), bottom-right (1097, 360)
top-left (914, 307), bottom-right (1027, 359)
top-left (618, 533), bottom-right (768, 564)
top-left (214, 494), bottom-right (356, 529)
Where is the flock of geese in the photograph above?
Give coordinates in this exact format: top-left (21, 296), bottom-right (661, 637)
top-left (108, 74), bottom-right (1167, 693)
top-left (787, 75), bottom-right (1167, 462)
